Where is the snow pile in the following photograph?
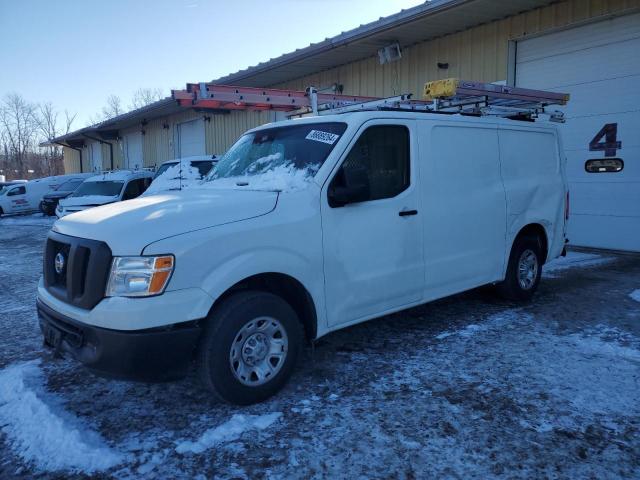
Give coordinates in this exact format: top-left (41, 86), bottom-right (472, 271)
top-left (175, 412), bottom-right (282, 454)
top-left (0, 361), bottom-right (125, 473)
top-left (544, 251), bottom-right (614, 277)
top-left (144, 163), bottom-right (203, 195)
top-left (629, 289), bottom-right (640, 302)
top-left (435, 310), bottom-right (522, 340)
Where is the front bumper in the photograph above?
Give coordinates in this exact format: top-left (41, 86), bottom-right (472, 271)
top-left (37, 299), bottom-right (201, 381)
top-left (40, 200), bottom-right (58, 216)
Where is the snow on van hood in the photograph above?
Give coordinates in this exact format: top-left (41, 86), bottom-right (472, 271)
top-left (58, 195), bottom-right (119, 207)
top-left (52, 188), bottom-right (278, 254)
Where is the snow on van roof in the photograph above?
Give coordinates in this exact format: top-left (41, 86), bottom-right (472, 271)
top-left (84, 170), bottom-right (153, 182)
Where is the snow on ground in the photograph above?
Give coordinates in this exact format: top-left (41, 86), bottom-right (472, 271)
top-left (0, 213), bottom-right (55, 227)
top-left (0, 217), bottom-right (639, 478)
top-left (630, 289), bottom-right (640, 302)
top-left (0, 361), bottom-right (125, 473)
top-left (175, 413), bottom-right (283, 454)
top-left (544, 251), bottom-right (615, 277)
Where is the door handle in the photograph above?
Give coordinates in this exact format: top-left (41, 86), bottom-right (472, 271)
top-left (399, 209), bottom-right (418, 217)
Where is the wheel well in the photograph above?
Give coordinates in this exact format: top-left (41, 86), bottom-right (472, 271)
top-left (211, 273), bottom-right (317, 342)
top-left (514, 223), bottom-right (548, 264)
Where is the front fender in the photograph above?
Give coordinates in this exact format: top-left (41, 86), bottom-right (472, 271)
top-left (200, 247), bottom-right (327, 335)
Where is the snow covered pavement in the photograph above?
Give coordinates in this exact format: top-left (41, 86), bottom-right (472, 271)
top-left (0, 214), bottom-right (639, 479)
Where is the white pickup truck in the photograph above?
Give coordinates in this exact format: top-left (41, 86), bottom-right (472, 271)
top-left (37, 110), bottom-right (568, 405)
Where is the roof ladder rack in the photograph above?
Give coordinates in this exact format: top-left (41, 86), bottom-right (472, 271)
top-left (315, 79), bottom-right (570, 122)
top-left (172, 83), bottom-right (377, 112)
top-left (172, 79), bottom-right (570, 122)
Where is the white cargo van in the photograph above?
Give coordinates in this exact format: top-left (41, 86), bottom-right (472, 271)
top-left (0, 175), bottom-right (89, 216)
top-left (37, 110), bottom-right (567, 405)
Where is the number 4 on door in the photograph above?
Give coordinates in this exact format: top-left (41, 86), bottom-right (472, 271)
top-left (589, 123), bottom-right (621, 157)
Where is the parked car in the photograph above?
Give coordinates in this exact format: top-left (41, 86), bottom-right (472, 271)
top-left (55, 170), bottom-right (154, 218)
top-left (37, 111), bottom-right (568, 405)
top-left (40, 178), bottom-right (87, 216)
top-left (143, 155), bottom-right (218, 196)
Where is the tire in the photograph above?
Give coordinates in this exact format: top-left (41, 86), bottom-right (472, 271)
top-left (496, 235), bottom-right (543, 301)
top-left (197, 291), bottom-right (303, 405)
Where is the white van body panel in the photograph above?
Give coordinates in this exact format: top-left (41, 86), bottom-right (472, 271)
top-left (418, 120), bottom-right (507, 301)
top-left (41, 111), bottom-right (567, 341)
top-left (498, 125), bottom-right (567, 263)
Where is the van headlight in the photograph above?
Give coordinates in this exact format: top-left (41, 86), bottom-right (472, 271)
top-left (106, 256), bottom-right (174, 297)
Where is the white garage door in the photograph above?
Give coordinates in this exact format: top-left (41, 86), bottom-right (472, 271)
top-left (515, 13), bottom-right (640, 252)
top-left (124, 132), bottom-right (143, 170)
top-left (177, 119), bottom-right (205, 157)
top-left (90, 142), bottom-right (102, 172)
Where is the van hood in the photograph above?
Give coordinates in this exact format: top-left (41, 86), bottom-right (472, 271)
top-left (59, 195), bottom-right (119, 207)
top-left (52, 188), bottom-right (279, 254)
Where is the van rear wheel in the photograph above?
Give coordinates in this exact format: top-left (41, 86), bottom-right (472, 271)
top-left (496, 236), bottom-right (542, 301)
top-left (197, 291), bottom-right (302, 405)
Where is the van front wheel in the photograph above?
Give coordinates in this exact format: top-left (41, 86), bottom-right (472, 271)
top-left (197, 291), bottom-right (302, 405)
top-left (496, 236), bottom-right (542, 301)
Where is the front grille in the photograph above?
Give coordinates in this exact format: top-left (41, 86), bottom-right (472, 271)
top-left (50, 240), bottom-right (70, 287)
top-left (43, 232), bottom-right (112, 310)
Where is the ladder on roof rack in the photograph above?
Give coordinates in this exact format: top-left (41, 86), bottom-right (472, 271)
top-left (312, 79), bottom-right (570, 122)
top-left (172, 83), bottom-right (377, 112)
top-left (172, 79), bottom-right (569, 122)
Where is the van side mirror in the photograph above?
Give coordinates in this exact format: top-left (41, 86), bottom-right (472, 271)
top-left (328, 164), bottom-right (370, 207)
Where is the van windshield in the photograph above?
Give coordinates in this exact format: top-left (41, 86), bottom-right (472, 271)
top-left (55, 179), bottom-right (83, 192)
top-left (72, 181), bottom-right (124, 198)
top-left (205, 122), bottom-right (347, 191)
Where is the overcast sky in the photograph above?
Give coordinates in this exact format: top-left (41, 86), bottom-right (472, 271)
top-left (0, 0), bottom-right (425, 129)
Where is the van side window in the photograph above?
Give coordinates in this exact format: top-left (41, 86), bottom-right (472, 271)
top-left (332, 125), bottom-right (410, 202)
top-left (122, 179), bottom-right (146, 200)
top-left (7, 186), bottom-right (26, 196)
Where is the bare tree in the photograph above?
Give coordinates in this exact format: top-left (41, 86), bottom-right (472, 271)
top-left (102, 94), bottom-right (124, 120)
top-left (0, 93), bottom-right (39, 176)
top-left (129, 87), bottom-right (164, 110)
top-left (64, 110), bottom-right (77, 134)
top-left (88, 94), bottom-right (125, 125)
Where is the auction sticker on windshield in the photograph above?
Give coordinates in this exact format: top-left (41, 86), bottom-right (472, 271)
top-left (305, 130), bottom-right (340, 145)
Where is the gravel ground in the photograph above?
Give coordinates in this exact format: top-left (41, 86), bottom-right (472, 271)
top-left (0, 214), bottom-right (639, 479)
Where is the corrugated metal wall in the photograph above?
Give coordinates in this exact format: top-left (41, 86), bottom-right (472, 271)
top-left (64, 0), bottom-right (639, 174)
top-left (205, 110), bottom-right (278, 155)
top-left (275, 0), bottom-right (640, 96)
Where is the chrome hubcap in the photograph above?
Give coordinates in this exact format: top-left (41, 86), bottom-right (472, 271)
top-left (229, 316), bottom-right (288, 386)
top-left (517, 249), bottom-right (538, 290)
